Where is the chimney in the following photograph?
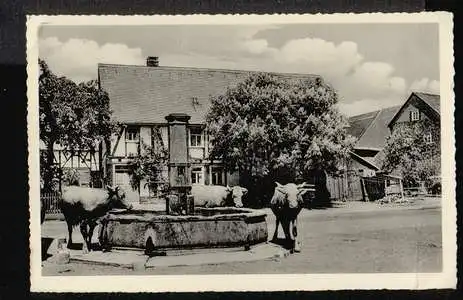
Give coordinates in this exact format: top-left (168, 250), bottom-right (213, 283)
top-left (146, 56), bottom-right (159, 67)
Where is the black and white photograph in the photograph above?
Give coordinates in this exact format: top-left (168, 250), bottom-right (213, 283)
top-left (27, 13), bottom-right (456, 292)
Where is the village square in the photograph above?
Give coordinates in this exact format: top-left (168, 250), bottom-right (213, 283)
top-left (36, 22), bottom-right (443, 276)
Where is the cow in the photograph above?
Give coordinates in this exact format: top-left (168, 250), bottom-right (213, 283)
top-left (190, 185), bottom-right (247, 208)
top-left (270, 182), bottom-right (313, 253)
top-left (60, 185), bottom-right (133, 253)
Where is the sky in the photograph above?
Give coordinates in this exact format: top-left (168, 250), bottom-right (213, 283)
top-left (38, 23), bottom-right (440, 116)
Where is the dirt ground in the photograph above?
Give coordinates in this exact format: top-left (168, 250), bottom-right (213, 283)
top-left (41, 198), bottom-right (442, 275)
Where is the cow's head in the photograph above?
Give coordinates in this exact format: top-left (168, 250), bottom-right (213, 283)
top-left (230, 186), bottom-right (247, 208)
top-left (275, 182), bottom-right (311, 209)
top-left (106, 185), bottom-right (133, 210)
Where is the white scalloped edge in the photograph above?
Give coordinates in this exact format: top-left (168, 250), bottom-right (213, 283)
top-left (26, 12), bottom-right (455, 293)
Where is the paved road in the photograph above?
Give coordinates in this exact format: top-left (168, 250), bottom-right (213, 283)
top-left (42, 204), bottom-right (442, 275)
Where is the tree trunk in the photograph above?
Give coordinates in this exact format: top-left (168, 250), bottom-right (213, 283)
top-left (43, 140), bottom-right (56, 193)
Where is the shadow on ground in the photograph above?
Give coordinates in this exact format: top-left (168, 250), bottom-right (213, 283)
top-left (268, 238), bottom-right (295, 250)
top-left (42, 237), bottom-right (104, 261)
top-left (67, 242), bottom-right (104, 251)
top-left (41, 238), bottom-right (53, 261)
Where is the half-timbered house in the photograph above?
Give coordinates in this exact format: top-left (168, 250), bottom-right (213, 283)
top-left (97, 57), bottom-right (320, 202)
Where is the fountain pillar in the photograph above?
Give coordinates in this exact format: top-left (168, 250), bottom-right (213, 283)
top-left (165, 113), bottom-right (193, 214)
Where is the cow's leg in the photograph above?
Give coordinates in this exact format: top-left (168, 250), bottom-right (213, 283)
top-left (281, 219), bottom-right (293, 250)
top-left (66, 220), bottom-right (73, 249)
top-left (293, 218), bottom-right (301, 253)
top-left (87, 221), bottom-right (97, 251)
top-left (98, 220), bottom-right (110, 252)
top-left (80, 222), bottom-right (89, 254)
top-left (271, 217), bottom-right (280, 242)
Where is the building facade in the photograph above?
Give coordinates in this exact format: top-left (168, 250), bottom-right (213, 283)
top-left (98, 57), bottom-right (319, 202)
top-left (388, 92), bottom-right (440, 138)
top-left (387, 91), bottom-right (441, 187)
top-left (39, 140), bottom-right (101, 190)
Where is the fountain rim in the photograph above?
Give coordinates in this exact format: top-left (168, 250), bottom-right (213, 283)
top-left (106, 207), bottom-right (268, 223)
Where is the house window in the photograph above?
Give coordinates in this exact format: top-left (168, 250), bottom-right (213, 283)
top-left (211, 167), bottom-right (224, 185)
top-left (190, 128), bottom-right (203, 147)
top-left (126, 127), bottom-right (139, 141)
top-left (410, 110), bottom-right (420, 122)
top-left (177, 166), bottom-right (185, 177)
top-left (191, 167), bottom-right (204, 184)
top-left (424, 132), bottom-right (434, 144)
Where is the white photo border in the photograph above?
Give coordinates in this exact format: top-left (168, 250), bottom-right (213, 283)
top-left (27, 12), bottom-right (456, 292)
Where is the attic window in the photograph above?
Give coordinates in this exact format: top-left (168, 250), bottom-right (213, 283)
top-left (410, 110), bottom-right (420, 122)
top-left (126, 127), bottom-right (139, 141)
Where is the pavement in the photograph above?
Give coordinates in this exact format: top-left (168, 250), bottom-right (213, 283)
top-left (44, 196), bottom-right (440, 221)
top-left (41, 196), bottom-right (441, 269)
top-left (43, 241), bottom-right (289, 270)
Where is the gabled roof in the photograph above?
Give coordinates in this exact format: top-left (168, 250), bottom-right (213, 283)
top-left (388, 92), bottom-right (440, 129)
top-left (98, 63), bottom-right (320, 125)
top-left (348, 105), bottom-right (401, 151)
top-left (414, 92), bottom-right (440, 114)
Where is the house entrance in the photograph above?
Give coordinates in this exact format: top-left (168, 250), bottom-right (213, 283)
top-left (114, 164), bottom-right (139, 202)
top-left (211, 167), bottom-right (224, 186)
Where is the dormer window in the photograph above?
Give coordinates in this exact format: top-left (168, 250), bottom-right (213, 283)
top-left (410, 110), bottom-right (420, 122)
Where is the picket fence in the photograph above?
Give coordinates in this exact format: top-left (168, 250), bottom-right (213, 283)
top-left (41, 192), bottom-right (62, 214)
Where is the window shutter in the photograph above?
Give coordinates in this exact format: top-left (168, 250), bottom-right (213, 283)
top-left (409, 111), bottom-right (412, 121)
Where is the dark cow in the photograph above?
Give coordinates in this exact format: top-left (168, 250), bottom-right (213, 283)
top-left (270, 182), bottom-right (313, 252)
top-left (61, 185), bottom-right (132, 253)
top-left (191, 185), bottom-right (247, 208)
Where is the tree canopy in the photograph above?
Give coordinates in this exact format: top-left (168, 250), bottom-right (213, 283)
top-left (39, 59), bottom-right (119, 191)
top-left (206, 73), bottom-right (355, 205)
top-left (381, 119), bottom-right (441, 187)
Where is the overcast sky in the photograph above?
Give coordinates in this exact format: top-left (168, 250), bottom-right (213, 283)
top-left (39, 24), bottom-right (439, 116)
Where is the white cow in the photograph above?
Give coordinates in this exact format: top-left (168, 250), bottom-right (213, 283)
top-left (191, 185), bottom-right (248, 208)
top-left (270, 182), bottom-right (313, 252)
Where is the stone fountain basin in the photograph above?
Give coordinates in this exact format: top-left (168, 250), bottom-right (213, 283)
top-left (99, 207), bottom-right (268, 252)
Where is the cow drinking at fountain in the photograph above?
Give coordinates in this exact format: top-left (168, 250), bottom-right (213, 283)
top-left (191, 185), bottom-right (248, 208)
top-left (60, 185), bottom-right (133, 253)
top-left (270, 182), bottom-right (312, 253)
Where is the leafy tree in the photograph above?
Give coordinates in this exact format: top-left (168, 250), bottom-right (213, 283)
top-left (206, 73), bottom-right (355, 206)
top-left (39, 59), bottom-right (119, 192)
top-left (381, 119), bottom-right (441, 188)
top-left (129, 141), bottom-right (169, 196)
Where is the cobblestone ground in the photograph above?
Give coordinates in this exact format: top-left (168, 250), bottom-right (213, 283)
top-left (41, 198), bottom-right (442, 275)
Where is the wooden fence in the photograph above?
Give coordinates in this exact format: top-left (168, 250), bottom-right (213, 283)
top-left (325, 173), bottom-right (403, 202)
top-left (361, 177), bottom-right (385, 201)
top-left (41, 192), bottom-right (62, 214)
top-left (326, 171), bottom-right (363, 201)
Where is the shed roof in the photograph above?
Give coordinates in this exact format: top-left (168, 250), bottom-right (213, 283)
top-left (98, 63), bottom-right (320, 125)
top-left (348, 105), bottom-right (401, 150)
